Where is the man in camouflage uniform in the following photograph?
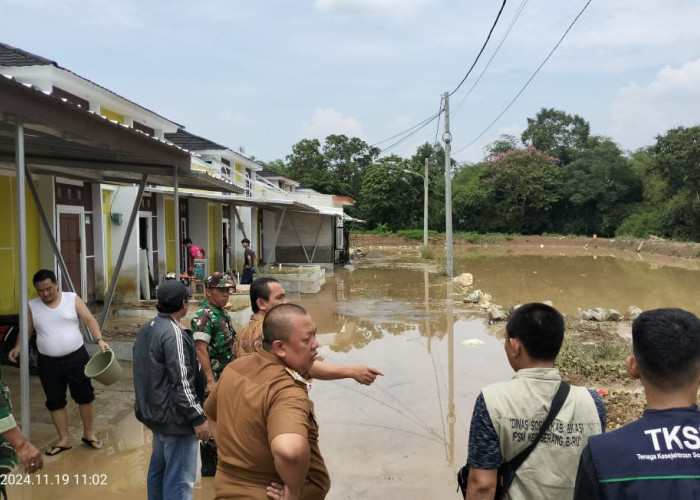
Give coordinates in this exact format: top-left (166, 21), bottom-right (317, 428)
top-left (0, 368), bottom-right (43, 499)
top-left (192, 272), bottom-right (236, 477)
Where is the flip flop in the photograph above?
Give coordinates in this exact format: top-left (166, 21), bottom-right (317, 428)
top-left (81, 437), bottom-right (103, 449)
top-left (45, 445), bottom-right (72, 456)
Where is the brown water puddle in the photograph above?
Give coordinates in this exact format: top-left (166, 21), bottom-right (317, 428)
top-left (7, 253), bottom-right (700, 498)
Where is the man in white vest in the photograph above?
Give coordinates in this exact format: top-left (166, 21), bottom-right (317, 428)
top-left (464, 302), bottom-right (606, 500)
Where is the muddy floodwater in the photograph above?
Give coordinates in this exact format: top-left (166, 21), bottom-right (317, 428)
top-left (6, 251), bottom-right (700, 499)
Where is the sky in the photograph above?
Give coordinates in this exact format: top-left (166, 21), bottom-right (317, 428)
top-left (2, 0), bottom-right (700, 165)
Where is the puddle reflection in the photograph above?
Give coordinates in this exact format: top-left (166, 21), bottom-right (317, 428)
top-left (9, 254), bottom-right (699, 499)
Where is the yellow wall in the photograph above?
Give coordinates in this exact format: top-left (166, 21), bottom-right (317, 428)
top-left (165, 198), bottom-right (175, 272)
top-left (0, 176), bottom-right (41, 315)
top-left (99, 107), bottom-right (125, 124)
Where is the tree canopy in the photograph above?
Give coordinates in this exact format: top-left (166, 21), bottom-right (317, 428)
top-left (263, 110), bottom-right (700, 242)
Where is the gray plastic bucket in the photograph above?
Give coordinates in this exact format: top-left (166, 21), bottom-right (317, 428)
top-left (84, 348), bottom-right (123, 385)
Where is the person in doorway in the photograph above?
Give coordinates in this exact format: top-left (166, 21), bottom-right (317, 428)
top-left (183, 238), bottom-right (205, 276)
top-left (9, 269), bottom-right (109, 456)
top-left (464, 302), bottom-right (606, 500)
top-left (232, 277), bottom-right (383, 385)
top-left (574, 308), bottom-right (700, 499)
top-left (133, 280), bottom-right (211, 500)
top-left (205, 303), bottom-right (331, 499)
top-left (239, 238), bottom-right (256, 285)
top-left (192, 272), bottom-right (236, 477)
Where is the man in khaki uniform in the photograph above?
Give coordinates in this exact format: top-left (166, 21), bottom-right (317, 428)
top-left (205, 304), bottom-right (330, 500)
top-left (233, 277), bottom-right (383, 385)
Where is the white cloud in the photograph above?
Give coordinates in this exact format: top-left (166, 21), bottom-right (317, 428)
top-left (609, 58), bottom-right (700, 151)
top-left (301, 108), bottom-right (364, 141)
top-left (314, 0), bottom-right (435, 18)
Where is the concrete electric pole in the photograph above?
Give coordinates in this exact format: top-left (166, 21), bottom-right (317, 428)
top-left (442, 92), bottom-right (454, 278)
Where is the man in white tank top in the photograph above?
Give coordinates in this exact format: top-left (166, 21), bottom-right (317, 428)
top-left (9, 269), bottom-right (109, 457)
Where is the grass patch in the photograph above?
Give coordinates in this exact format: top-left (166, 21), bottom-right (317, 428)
top-left (453, 231), bottom-right (519, 244)
top-left (420, 245), bottom-right (435, 260)
top-left (557, 337), bottom-right (629, 384)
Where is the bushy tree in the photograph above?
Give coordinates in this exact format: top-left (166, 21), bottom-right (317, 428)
top-left (453, 147), bottom-right (561, 233)
top-left (557, 137), bottom-right (642, 236)
top-left (521, 108), bottom-right (590, 165)
top-left (359, 155), bottom-right (419, 230)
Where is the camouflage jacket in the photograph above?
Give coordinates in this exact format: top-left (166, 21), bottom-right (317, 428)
top-left (0, 373), bottom-right (19, 476)
top-left (191, 300), bottom-right (236, 380)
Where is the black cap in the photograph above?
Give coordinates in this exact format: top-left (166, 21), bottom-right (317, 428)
top-left (157, 281), bottom-right (190, 311)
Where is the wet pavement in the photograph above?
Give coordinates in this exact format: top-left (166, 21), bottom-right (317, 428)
top-left (4, 251), bottom-right (700, 498)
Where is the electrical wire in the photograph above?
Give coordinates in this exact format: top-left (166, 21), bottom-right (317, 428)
top-left (451, 0), bottom-right (530, 117)
top-left (378, 96), bottom-right (444, 156)
top-left (453, 0), bottom-right (594, 155)
top-left (372, 2), bottom-right (507, 157)
top-left (449, 0), bottom-right (507, 97)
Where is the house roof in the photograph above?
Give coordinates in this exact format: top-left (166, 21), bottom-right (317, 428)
top-left (0, 43), bottom-right (56, 67)
top-left (165, 128), bottom-right (228, 152)
top-left (0, 42), bottom-right (183, 129)
top-left (0, 74), bottom-right (200, 184)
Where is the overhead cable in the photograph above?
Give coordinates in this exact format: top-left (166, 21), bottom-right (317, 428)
top-left (372, 2), bottom-right (506, 156)
top-left (453, 0), bottom-right (594, 155)
top-left (452, 0), bottom-right (530, 117)
top-left (449, 0), bottom-right (507, 97)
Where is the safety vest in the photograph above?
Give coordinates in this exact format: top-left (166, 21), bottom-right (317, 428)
top-left (483, 367), bottom-right (602, 500)
top-left (588, 406), bottom-right (700, 499)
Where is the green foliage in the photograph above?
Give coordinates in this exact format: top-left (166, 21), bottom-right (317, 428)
top-left (521, 108), bottom-right (590, 165)
top-left (556, 137), bottom-right (642, 236)
top-left (285, 135), bottom-right (379, 199)
top-left (369, 223), bottom-right (390, 235)
top-left (557, 338), bottom-right (628, 381)
top-left (420, 245), bottom-right (435, 259)
top-left (359, 155), bottom-right (422, 230)
top-left (479, 148), bottom-right (561, 233)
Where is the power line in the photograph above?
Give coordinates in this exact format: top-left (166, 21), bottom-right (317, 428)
top-left (452, 0), bottom-right (530, 117)
top-left (371, 1), bottom-right (507, 157)
top-left (449, 0), bottom-right (507, 97)
top-left (453, 0), bottom-right (594, 156)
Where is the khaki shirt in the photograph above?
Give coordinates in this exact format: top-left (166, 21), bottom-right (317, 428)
top-left (231, 313), bottom-right (263, 359)
top-left (205, 349), bottom-right (330, 499)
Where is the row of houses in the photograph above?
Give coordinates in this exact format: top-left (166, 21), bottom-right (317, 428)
top-left (0, 42), bottom-right (356, 318)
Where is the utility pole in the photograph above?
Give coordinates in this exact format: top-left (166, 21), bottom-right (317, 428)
top-left (442, 92), bottom-right (454, 278)
top-left (423, 157), bottom-right (429, 248)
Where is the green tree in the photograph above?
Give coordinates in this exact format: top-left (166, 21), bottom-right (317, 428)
top-left (409, 142), bottom-right (448, 231)
top-left (322, 134), bottom-right (380, 199)
top-left (484, 134), bottom-right (520, 160)
top-left (521, 108), bottom-right (590, 165)
top-left (479, 147), bottom-right (561, 233)
top-left (557, 137), bottom-right (642, 236)
top-left (285, 138), bottom-right (336, 193)
top-left (359, 155), bottom-right (418, 230)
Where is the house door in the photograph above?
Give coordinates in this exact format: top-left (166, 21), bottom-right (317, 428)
top-left (58, 212), bottom-right (83, 297)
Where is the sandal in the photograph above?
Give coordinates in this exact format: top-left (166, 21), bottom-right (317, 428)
top-left (81, 437), bottom-right (103, 449)
top-left (45, 445), bottom-right (72, 456)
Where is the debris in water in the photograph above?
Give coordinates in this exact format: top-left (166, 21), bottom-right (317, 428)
top-left (462, 338), bottom-right (485, 348)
